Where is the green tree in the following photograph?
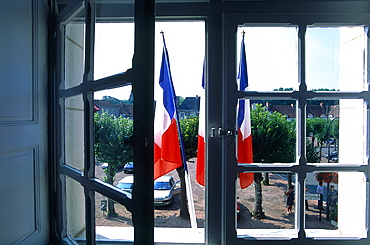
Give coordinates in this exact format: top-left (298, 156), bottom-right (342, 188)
top-left (102, 95), bottom-right (123, 105)
top-left (180, 116), bottom-right (199, 161)
top-left (94, 111), bottom-right (133, 216)
top-left (306, 140), bottom-right (321, 163)
top-left (250, 104), bottom-right (295, 219)
top-left (306, 117), bottom-right (329, 156)
top-left (251, 104), bottom-right (295, 163)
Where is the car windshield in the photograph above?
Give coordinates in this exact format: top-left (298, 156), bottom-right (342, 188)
top-left (154, 182), bottom-right (171, 190)
top-left (116, 183), bottom-right (133, 190)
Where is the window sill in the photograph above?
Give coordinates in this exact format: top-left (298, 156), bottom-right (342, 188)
top-left (77, 226), bottom-right (205, 244)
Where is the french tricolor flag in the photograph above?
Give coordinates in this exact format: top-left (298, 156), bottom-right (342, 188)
top-left (154, 33), bottom-right (183, 180)
top-left (196, 62), bottom-right (206, 186)
top-left (237, 32), bottom-right (254, 189)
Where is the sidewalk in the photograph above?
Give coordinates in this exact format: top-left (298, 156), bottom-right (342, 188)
top-left (236, 174), bottom-right (336, 230)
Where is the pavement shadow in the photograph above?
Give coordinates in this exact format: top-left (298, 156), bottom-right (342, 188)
top-left (155, 195), bottom-right (181, 211)
top-left (237, 201), bottom-right (294, 229)
top-left (104, 213), bottom-right (133, 226)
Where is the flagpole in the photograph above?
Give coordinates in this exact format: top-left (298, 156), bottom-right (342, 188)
top-left (161, 31), bottom-right (197, 229)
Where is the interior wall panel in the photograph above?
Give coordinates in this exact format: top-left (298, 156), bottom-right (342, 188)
top-left (0, 0), bottom-right (35, 124)
top-left (0, 0), bottom-right (49, 244)
top-left (0, 148), bottom-right (40, 244)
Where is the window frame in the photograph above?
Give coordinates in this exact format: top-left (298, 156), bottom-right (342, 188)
top-left (52, 0), bottom-right (370, 244)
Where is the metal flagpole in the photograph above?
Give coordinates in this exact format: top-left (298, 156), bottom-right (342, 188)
top-left (161, 31), bottom-right (197, 229)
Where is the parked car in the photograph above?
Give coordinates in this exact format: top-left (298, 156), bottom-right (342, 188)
top-left (115, 175), bottom-right (181, 206)
top-left (116, 176), bottom-right (134, 193)
top-left (331, 156), bottom-right (338, 163)
top-left (327, 139), bottom-right (336, 145)
top-left (154, 176), bottom-right (181, 206)
top-left (123, 162), bottom-right (134, 174)
top-left (323, 150), bottom-right (338, 160)
top-left (101, 162), bottom-right (125, 172)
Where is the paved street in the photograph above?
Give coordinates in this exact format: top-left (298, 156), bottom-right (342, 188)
top-left (95, 160), bottom-right (336, 230)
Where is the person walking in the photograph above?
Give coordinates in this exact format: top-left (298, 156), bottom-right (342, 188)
top-left (305, 187), bottom-right (310, 210)
top-left (285, 186), bottom-right (295, 214)
top-left (328, 185), bottom-right (338, 210)
top-left (316, 181), bottom-right (325, 210)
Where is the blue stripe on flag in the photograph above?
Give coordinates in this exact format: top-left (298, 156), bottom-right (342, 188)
top-left (237, 35), bottom-right (248, 128)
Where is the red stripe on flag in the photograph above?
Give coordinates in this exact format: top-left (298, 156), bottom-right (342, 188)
top-left (154, 118), bottom-right (182, 179)
top-left (196, 135), bottom-right (205, 186)
top-left (238, 131), bottom-right (254, 189)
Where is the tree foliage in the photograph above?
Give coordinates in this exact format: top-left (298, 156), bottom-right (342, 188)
top-left (94, 111), bottom-right (133, 217)
top-left (306, 140), bottom-right (321, 163)
top-left (306, 117), bottom-right (329, 146)
top-left (94, 111), bottom-right (134, 168)
top-left (179, 116), bottom-right (199, 161)
top-left (315, 172), bottom-right (338, 184)
top-left (251, 104), bottom-right (295, 163)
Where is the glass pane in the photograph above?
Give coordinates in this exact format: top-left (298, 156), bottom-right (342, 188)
top-left (64, 9), bottom-right (85, 89)
top-left (307, 99), bottom-right (366, 165)
top-left (152, 21), bottom-right (205, 243)
top-left (306, 172), bottom-right (367, 239)
top-left (64, 95), bottom-right (84, 171)
top-left (153, 165), bottom-right (204, 243)
top-left (306, 26), bottom-right (366, 91)
top-left (245, 101), bottom-right (296, 164)
top-left (305, 172), bottom-right (338, 229)
top-left (338, 99), bottom-right (367, 165)
top-left (154, 172), bottom-right (184, 227)
top-left (94, 22), bottom-right (134, 80)
top-left (306, 99), bottom-right (339, 164)
top-left (94, 87), bottom-right (134, 185)
top-left (155, 22), bottom-right (205, 98)
top-left (237, 173), bottom-right (296, 232)
top-left (95, 193), bottom-right (133, 241)
top-left (237, 26), bottom-right (298, 91)
top-left (66, 176), bottom-right (86, 240)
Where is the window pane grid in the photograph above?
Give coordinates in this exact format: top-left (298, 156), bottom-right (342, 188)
top-left (57, 1), bottom-right (370, 243)
top-left (235, 23), bottom-right (368, 241)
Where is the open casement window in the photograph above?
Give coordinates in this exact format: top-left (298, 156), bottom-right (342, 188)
top-left (53, 0), bottom-right (370, 244)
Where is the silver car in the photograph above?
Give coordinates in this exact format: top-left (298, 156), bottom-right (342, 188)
top-left (116, 175), bottom-right (181, 206)
top-left (154, 176), bottom-right (181, 206)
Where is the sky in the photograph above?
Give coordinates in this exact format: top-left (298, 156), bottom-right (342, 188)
top-left (94, 22), bottom-right (364, 101)
top-left (94, 22), bottom-right (205, 100)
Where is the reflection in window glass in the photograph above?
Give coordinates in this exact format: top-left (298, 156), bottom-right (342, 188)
top-left (64, 95), bottom-right (84, 171)
top-left (248, 101), bottom-right (296, 164)
top-left (306, 99), bottom-right (366, 165)
top-left (64, 10), bottom-right (85, 89)
top-left (237, 26), bottom-right (298, 91)
top-left (306, 100), bottom-right (339, 164)
top-left (306, 172), bottom-right (367, 239)
top-left (66, 176), bottom-right (86, 240)
top-left (306, 27), bottom-right (366, 91)
top-left (305, 172), bottom-right (338, 230)
top-left (338, 99), bottom-right (367, 165)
